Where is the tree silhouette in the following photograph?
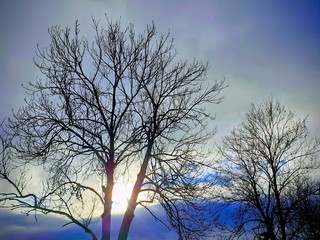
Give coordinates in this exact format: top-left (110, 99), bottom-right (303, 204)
top-left (214, 99), bottom-right (319, 239)
top-left (0, 17), bottom-right (224, 240)
top-left (288, 182), bottom-right (320, 239)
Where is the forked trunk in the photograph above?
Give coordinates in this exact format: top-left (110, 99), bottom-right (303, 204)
top-left (118, 147), bottom-right (152, 240)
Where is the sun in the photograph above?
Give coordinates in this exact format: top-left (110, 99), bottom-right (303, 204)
top-left (112, 181), bottom-right (134, 214)
top-left (111, 178), bottom-right (154, 214)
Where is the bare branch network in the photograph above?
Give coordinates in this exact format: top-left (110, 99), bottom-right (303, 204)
top-left (0, 17), bottom-right (225, 240)
top-left (3, 16), bottom-right (317, 240)
top-left (214, 99), bottom-right (320, 240)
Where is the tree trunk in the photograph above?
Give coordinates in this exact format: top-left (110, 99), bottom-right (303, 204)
top-left (101, 213), bottom-right (112, 240)
top-left (101, 161), bottom-right (115, 240)
top-left (118, 147), bottom-right (152, 240)
top-left (118, 200), bottom-right (136, 240)
top-left (272, 169), bottom-right (287, 240)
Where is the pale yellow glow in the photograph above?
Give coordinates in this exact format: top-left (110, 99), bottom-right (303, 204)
top-left (112, 181), bottom-right (134, 214)
top-left (111, 180), bottom-right (154, 214)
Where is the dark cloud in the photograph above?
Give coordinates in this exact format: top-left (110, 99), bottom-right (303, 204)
top-left (0, 206), bottom-right (177, 240)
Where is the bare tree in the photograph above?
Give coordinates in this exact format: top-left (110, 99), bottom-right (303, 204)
top-left (0, 17), bottom-right (224, 240)
top-left (215, 99), bottom-right (319, 240)
top-left (117, 40), bottom-right (224, 239)
top-left (287, 182), bottom-right (320, 239)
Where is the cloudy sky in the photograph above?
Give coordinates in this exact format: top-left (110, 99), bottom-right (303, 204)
top-left (0, 0), bottom-right (319, 239)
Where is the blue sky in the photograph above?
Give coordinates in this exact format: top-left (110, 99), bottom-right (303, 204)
top-left (0, 0), bottom-right (320, 239)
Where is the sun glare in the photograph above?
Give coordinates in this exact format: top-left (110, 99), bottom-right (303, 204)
top-left (112, 181), bottom-right (134, 214)
top-left (111, 180), bottom-right (153, 214)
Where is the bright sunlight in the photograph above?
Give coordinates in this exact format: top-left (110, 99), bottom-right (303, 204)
top-left (111, 180), bottom-right (153, 214)
top-left (112, 181), bottom-right (134, 214)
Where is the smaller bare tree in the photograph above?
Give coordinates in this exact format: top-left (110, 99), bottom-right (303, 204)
top-left (288, 182), bottom-right (320, 239)
top-left (214, 99), bottom-right (319, 239)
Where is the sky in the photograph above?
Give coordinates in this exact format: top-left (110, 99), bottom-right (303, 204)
top-left (0, 0), bottom-right (319, 239)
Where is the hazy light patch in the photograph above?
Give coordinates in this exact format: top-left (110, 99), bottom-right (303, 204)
top-left (112, 181), bottom-right (134, 214)
top-left (112, 165), bottom-right (156, 214)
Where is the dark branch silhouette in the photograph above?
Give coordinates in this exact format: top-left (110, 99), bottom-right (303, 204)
top-left (0, 17), bottom-right (225, 240)
top-left (214, 99), bottom-right (320, 239)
